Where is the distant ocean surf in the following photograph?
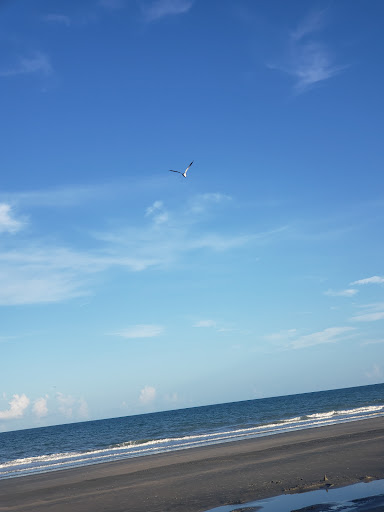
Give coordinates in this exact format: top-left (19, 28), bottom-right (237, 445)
top-left (1, 383), bottom-right (383, 480)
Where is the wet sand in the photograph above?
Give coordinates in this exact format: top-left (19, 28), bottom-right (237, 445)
top-left (1, 417), bottom-right (384, 512)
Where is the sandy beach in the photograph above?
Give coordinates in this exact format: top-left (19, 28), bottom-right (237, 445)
top-left (1, 417), bottom-right (384, 512)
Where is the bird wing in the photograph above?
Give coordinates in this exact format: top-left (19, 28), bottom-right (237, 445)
top-left (169, 170), bottom-right (182, 174)
top-left (184, 161), bottom-right (194, 174)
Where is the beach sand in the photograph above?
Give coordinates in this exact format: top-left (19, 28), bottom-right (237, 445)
top-left (1, 417), bottom-right (384, 512)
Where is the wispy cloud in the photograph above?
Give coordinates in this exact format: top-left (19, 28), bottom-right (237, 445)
top-left (111, 324), bottom-right (164, 339)
top-left (324, 288), bottom-right (358, 297)
top-left (0, 192), bottom-right (281, 305)
top-left (0, 248), bottom-right (95, 305)
top-left (145, 200), bottom-right (169, 224)
top-left (352, 312), bottom-right (384, 322)
top-left (0, 394), bottom-right (30, 420)
top-left (0, 223), bottom-right (276, 305)
top-left (351, 302), bottom-right (384, 322)
top-left (269, 10), bottom-right (346, 94)
top-left (42, 14), bottom-right (71, 26)
top-left (141, 0), bottom-right (193, 22)
top-left (0, 242), bottom-right (164, 305)
top-left (146, 200), bottom-right (163, 216)
top-left (292, 44), bottom-right (345, 94)
top-left (291, 10), bottom-right (326, 42)
top-left (290, 326), bottom-right (356, 349)
top-left (0, 204), bottom-right (24, 233)
top-left (0, 52), bottom-right (52, 78)
top-left (94, 194), bottom-right (272, 262)
top-left (351, 276), bottom-right (384, 285)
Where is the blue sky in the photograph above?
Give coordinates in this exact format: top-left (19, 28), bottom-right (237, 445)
top-left (1, 0), bottom-right (384, 432)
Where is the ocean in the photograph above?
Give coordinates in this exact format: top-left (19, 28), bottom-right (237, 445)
top-left (1, 383), bottom-right (383, 481)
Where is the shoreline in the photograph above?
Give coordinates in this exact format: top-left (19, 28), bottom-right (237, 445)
top-left (1, 416), bottom-right (384, 511)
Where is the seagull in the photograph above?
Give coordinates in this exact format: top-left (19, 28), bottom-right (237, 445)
top-left (169, 161), bottom-right (194, 178)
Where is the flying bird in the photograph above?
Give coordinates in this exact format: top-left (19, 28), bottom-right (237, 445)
top-left (169, 161), bottom-right (194, 178)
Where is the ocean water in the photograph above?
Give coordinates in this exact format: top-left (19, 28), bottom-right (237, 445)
top-left (0, 383), bottom-right (383, 480)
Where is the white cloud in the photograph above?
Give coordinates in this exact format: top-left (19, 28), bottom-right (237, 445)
top-left (0, 246), bottom-right (154, 273)
top-left (0, 267), bottom-right (89, 305)
top-left (0, 216), bottom-right (265, 303)
top-left (0, 52), bottom-right (52, 78)
top-left (153, 212), bottom-right (169, 224)
top-left (42, 14), bottom-right (71, 26)
top-left (290, 326), bottom-right (356, 349)
top-left (0, 204), bottom-right (24, 233)
top-left (291, 10), bottom-right (326, 41)
top-left (0, 192), bottom-right (279, 306)
top-left (0, 243), bottom-right (160, 305)
top-left (78, 398), bottom-right (89, 419)
top-left (142, 0), bottom-right (193, 22)
top-left (351, 276), bottom-right (384, 285)
top-left (145, 200), bottom-right (169, 224)
top-left (56, 393), bottom-right (88, 419)
top-left (290, 42), bottom-right (344, 94)
top-left (352, 311), bottom-right (384, 322)
top-left (139, 385), bottom-right (156, 404)
top-left (56, 393), bottom-right (76, 418)
top-left (324, 288), bottom-right (358, 297)
top-left (146, 200), bottom-right (163, 216)
top-left (112, 324), bottom-right (164, 338)
top-left (269, 10), bottom-right (346, 94)
top-left (351, 302), bottom-right (384, 322)
top-left (0, 394), bottom-right (30, 420)
top-left (94, 194), bottom-right (266, 263)
top-left (33, 396), bottom-right (48, 418)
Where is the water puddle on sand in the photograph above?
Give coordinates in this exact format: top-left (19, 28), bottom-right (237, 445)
top-left (205, 479), bottom-right (384, 512)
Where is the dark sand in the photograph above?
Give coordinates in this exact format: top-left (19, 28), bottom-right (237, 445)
top-left (1, 417), bottom-right (384, 512)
